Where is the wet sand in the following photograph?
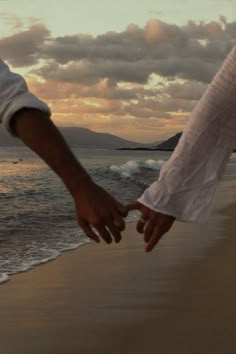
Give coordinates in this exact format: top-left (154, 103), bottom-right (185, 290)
top-left (0, 181), bottom-right (236, 354)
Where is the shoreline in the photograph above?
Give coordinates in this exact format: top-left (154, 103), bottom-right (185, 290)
top-left (0, 180), bottom-right (236, 353)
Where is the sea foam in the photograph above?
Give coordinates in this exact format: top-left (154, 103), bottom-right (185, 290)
top-left (110, 159), bottom-right (165, 178)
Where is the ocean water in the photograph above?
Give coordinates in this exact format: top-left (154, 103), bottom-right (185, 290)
top-left (0, 147), bottom-right (171, 283)
top-left (1, 147), bottom-right (236, 284)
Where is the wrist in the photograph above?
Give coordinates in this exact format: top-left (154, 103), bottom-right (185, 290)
top-left (63, 167), bottom-right (92, 199)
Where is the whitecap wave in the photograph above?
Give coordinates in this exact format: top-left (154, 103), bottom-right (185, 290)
top-left (110, 159), bottom-right (165, 178)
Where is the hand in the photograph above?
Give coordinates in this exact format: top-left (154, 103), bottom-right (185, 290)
top-left (73, 178), bottom-right (128, 244)
top-left (127, 201), bottom-right (175, 252)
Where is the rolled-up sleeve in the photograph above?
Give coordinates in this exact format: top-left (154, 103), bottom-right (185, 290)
top-left (0, 59), bottom-right (51, 136)
top-left (138, 45), bottom-right (236, 223)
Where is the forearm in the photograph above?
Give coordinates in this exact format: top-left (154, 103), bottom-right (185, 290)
top-left (138, 45), bottom-right (236, 223)
top-left (11, 108), bottom-right (91, 197)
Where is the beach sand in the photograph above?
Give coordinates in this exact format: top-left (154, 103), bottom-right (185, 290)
top-left (0, 181), bottom-right (236, 354)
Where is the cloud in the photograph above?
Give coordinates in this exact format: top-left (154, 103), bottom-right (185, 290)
top-left (0, 12), bottom-right (24, 30)
top-left (164, 80), bottom-right (207, 100)
top-left (30, 18), bottom-right (234, 86)
top-left (33, 58), bottom-right (162, 85)
top-left (144, 19), bottom-right (179, 44)
top-left (0, 24), bottom-right (50, 67)
top-left (27, 76), bottom-right (142, 101)
top-left (2, 17), bottom-right (235, 140)
top-left (3, 17), bottom-right (235, 83)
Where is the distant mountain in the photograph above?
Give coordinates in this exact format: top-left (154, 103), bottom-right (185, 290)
top-left (155, 132), bottom-right (182, 150)
top-left (0, 126), bottom-right (149, 149)
top-left (119, 131), bottom-right (236, 152)
top-left (118, 132), bottom-right (182, 151)
top-left (59, 127), bottom-right (148, 148)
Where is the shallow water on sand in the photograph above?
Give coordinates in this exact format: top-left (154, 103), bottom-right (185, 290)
top-left (0, 147), bottom-right (173, 282)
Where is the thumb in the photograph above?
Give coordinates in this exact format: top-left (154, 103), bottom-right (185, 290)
top-left (126, 201), bottom-right (142, 211)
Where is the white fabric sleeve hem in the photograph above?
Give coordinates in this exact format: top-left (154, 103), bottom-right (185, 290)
top-left (137, 180), bottom-right (216, 224)
top-left (2, 92), bottom-right (51, 137)
top-left (136, 197), bottom-right (206, 224)
top-left (137, 195), bottom-right (186, 221)
top-left (0, 58), bottom-right (51, 136)
top-left (138, 44), bottom-right (236, 224)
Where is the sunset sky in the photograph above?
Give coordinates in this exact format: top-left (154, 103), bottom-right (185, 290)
top-left (0, 0), bottom-right (235, 142)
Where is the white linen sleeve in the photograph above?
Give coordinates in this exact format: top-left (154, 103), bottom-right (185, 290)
top-left (0, 59), bottom-right (51, 136)
top-left (138, 45), bottom-right (236, 223)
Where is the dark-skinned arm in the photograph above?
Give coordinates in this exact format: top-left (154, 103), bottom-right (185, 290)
top-left (11, 108), bottom-right (127, 244)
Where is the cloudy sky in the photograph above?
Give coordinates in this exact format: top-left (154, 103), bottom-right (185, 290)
top-left (0, 0), bottom-right (235, 142)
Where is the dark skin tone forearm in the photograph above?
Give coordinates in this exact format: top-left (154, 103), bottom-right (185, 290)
top-left (11, 108), bottom-right (89, 193)
top-left (11, 108), bottom-right (127, 244)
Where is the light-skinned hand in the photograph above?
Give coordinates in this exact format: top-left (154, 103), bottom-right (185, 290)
top-left (127, 201), bottom-right (175, 252)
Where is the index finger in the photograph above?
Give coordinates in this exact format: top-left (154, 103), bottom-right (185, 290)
top-left (126, 201), bottom-right (142, 211)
